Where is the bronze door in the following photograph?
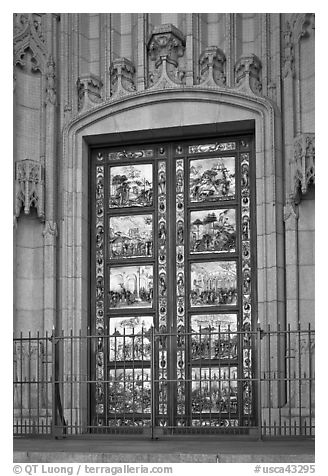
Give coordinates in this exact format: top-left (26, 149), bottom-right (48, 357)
top-left (90, 136), bottom-right (256, 432)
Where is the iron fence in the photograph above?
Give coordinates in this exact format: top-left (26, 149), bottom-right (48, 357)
top-left (13, 325), bottom-right (314, 438)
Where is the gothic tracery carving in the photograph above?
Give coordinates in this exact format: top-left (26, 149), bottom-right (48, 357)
top-left (14, 159), bottom-right (45, 222)
top-left (13, 13), bottom-right (47, 73)
top-left (235, 54), bottom-right (262, 95)
top-left (290, 133), bottom-right (315, 203)
top-left (199, 47), bottom-right (226, 87)
top-left (147, 24), bottom-right (186, 89)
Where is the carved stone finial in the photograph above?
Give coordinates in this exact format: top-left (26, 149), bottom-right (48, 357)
top-left (198, 47), bottom-right (226, 87)
top-left (147, 23), bottom-right (186, 89)
top-left (14, 159), bottom-right (45, 222)
top-left (45, 55), bottom-right (56, 105)
top-left (235, 54), bottom-right (262, 95)
top-left (77, 74), bottom-right (103, 111)
top-left (290, 133), bottom-right (315, 203)
top-left (110, 57), bottom-right (136, 97)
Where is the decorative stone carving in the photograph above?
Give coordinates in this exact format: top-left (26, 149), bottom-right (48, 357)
top-left (147, 24), bottom-right (186, 89)
top-left (13, 13), bottom-right (29, 36)
top-left (45, 55), bottom-right (56, 105)
top-left (235, 54), bottom-right (262, 95)
top-left (13, 13), bottom-right (47, 73)
top-left (43, 220), bottom-right (58, 238)
top-left (289, 133), bottom-right (315, 203)
top-left (291, 13), bottom-right (315, 41)
top-left (282, 22), bottom-right (295, 78)
top-left (31, 14), bottom-right (45, 43)
top-left (283, 197), bottom-right (299, 222)
top-left (77, 75), bottom-right (103, 111)
top-left (14, 159), bottom-right (45, 222)
top-left (198, 47), bottom-right (226, 87)
top-left (110, 57), bottom-right (136, 97)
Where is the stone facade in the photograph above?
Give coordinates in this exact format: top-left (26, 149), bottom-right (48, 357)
top-left (13, 13), bottom-right (315, 428)
top-left (13, 12), bottom-right (315, 333)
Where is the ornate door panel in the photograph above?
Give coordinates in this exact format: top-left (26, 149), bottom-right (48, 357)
top-left (90, 136), bottom-right (255, 432)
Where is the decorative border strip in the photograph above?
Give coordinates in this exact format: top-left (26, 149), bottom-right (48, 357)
top-left (158, 161), bottom-right (168, 422)
top-left (240, 151), bottom-right (253, 418)
top-left (188, 142), bottom-right (236, 154)
top-left (95, 165), bottom-right (105, 424)
top-left (176, 158), bottom-right (186, 420)
top-left (108, 149), bottom-right (154, 161)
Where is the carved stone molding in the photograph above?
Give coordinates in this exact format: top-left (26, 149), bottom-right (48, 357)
top-left (289, 133), bottom-right (315, 203)
top-left (14, 159), bottom-right (45, 222)
top-left (110, 57), bottom-right (136, 97)
top-left (45, 55), bottom-right (57, 105)
top-left (77, 75), bottom-right (103, 111)
top-left (13, 13), bottom-right (47, 73)
top-left (147, 24), bottom-right (186, 89)
top-left (235, 54), bottom-right (262, 95)
top-left (282, 22), bottom-right (295, 79)
top-left (198, 47), bottom-right (226, 87)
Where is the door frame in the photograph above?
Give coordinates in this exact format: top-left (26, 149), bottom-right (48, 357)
top-left (58, 88), bottom-right (284, 432)
top-left (89, 132), bottom-right (257, 432)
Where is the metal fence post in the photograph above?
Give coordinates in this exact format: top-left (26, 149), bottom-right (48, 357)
top-left (51, 326), bottom-right (56, 438)
top-left (257, 326), bottom-right (262, 440)
top-left (150, 326), bottom-right (156, 439)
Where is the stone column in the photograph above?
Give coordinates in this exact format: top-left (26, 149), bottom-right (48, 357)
top-left (284, 201), bottom-right (299, 329)
top-left (268, 13), bottom-right (282, 106)
top-left (259, 13), bottom-right (269, 97)
top-left (282, 18), bottom-right (297, 327)
top-left (102, 13), bottom-right (111, 99)
top-left (43, 15), bottom-right (58, 334)
top-left (225, 13), bottom-right (235, 88)
top-left (136, 13), bottom-right (147, 91)
top-left (184, 13), bottom-right (195, 86)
